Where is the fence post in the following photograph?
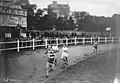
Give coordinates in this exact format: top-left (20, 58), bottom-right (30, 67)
top-left (17, 39), bottom-right (20, 52)
top-left (91, 37), bottom-right (93, 44)
top-left (56, 38), bottom-right (59, 46)
top-left (119, 37), bottom-right (120, 43)
top-left (83, 37), bottom-right (85, 44)
top-left (98, 37), bottom-right (100, 44)
top-left (112, 37), bottom-right (113, 43)
top-left (118, 37), bottom-right (120, 42)
top-left (33, 38), bottom-right (35, 50)
top-left (66, 38), bottom-right (68, 46)
top-left (0, 42), bottom-right (5, 80)
top-left (105, 37), bottom-right (107, 43)
top-left (74, 37), bottom-right (77, 45)
top-left (45, 38), bottom-right (48, 48)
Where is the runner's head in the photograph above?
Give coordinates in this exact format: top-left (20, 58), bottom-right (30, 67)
top-left (53, 43), bottom-right (56, 46)
top-left (63, 44), bottom-right (66, 47)
top-left (48, 45), bottom-right (52, 50)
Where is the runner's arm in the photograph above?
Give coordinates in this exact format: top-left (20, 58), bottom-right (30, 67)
top-left (43, 54), bottom-right (48, 58)
top-left (43, 51), bottom-right (48, 58)
top-left (53, 54), bottom-right (57, 63)
top-left (64, 48), bottom-right (68, 53)
top-left (56, 47), bottom-right (59, 52)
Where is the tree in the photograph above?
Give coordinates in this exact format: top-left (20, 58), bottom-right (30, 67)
top-left (68, 16), bottom-right (74, 30)
top-left (34, 8), bottom-right (44, 30)
top-left (56, 17), bottom-right (64, 30)
top-left (72, 11), bottom-right (90, 31)
top-left (21, 4), bottom-right (37, 30)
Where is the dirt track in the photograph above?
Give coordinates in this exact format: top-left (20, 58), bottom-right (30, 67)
top-left (1, 43), bottom-right (119, 83)
top-left (45, 44), bottom-right (120, 83)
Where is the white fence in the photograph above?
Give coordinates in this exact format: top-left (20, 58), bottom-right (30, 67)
top-left (0, 37), bottom-right (120, 52)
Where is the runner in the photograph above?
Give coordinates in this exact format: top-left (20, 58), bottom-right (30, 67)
top-left (61, 44), bottom-right (69, 68)
top-left (52, 43), bottom-right (59, 65)
top-left (93, 40), bottom-right (98, 54)
top-left (43, 45), bottom-right (56, 77)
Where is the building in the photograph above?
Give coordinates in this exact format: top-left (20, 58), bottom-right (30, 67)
top-left (48, 1), bottom-right (70, 18)
top-left (0, 0), bottom-right (27, 38)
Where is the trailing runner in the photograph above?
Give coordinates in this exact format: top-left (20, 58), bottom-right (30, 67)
top-left (43, 45), bottom-right (56, 77)
top-left (61, 44), bottom-right (69, 69)
top-left (93, 40), bottom-right (98, 54)
top-left (52, 43), bottom-right (59, 65)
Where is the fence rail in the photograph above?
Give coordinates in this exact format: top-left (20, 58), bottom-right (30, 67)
top-left (0, 37), bottom-right (120, 52)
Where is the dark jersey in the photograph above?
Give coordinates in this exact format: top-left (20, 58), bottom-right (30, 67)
top-left (47, 50), bottom-right (55, 58)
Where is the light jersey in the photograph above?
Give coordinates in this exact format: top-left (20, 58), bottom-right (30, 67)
top-left (61, 47), bottom-right (68, 57)
top-left (52, 46), bottom-right (59, 53)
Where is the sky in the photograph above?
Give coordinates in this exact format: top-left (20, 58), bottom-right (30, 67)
top-left (29, 0), bottom-right (120, 17)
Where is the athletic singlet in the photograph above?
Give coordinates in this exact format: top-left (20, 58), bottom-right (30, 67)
top-left (52, 46), bottom-right (59, 53)
top-left (94, 42), bottom-right (97, 47)
top-left (47, 50), bottom-right (55, 58)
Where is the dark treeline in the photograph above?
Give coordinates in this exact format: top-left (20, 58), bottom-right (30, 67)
top-left (15, 0), bottom-right (119, 33)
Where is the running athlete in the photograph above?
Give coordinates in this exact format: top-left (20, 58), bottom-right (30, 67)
top-left (43, 45), bottom-right (56, 77)
top-left (93, 40), bottom-right (98, 54)
top-left (61, 44), bottom-right (69, 68)
top-left (52, 43), bottom-right (59, 65)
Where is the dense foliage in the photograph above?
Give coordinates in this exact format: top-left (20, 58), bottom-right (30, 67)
top-left (16, 0), bottom-right (119, 33)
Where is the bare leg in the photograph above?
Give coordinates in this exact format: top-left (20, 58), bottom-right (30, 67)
top-left (54, 54), bottom-right (57, 65)
top-left (66, 57), bottom-right (68, 66)
top-left (52, 63), bottom-right (55, 69)
top-left (46, 62), bottom-right (49, 77)
top-left (93, 48), bottom-right (95, 53)
top-left (96, 48), bottom-right (97, 54)
top-left (46, 69), bottom-right (49, 76)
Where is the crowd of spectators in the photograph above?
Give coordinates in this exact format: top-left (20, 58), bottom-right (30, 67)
top-left (4, 30), bottom-right (113, 42)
